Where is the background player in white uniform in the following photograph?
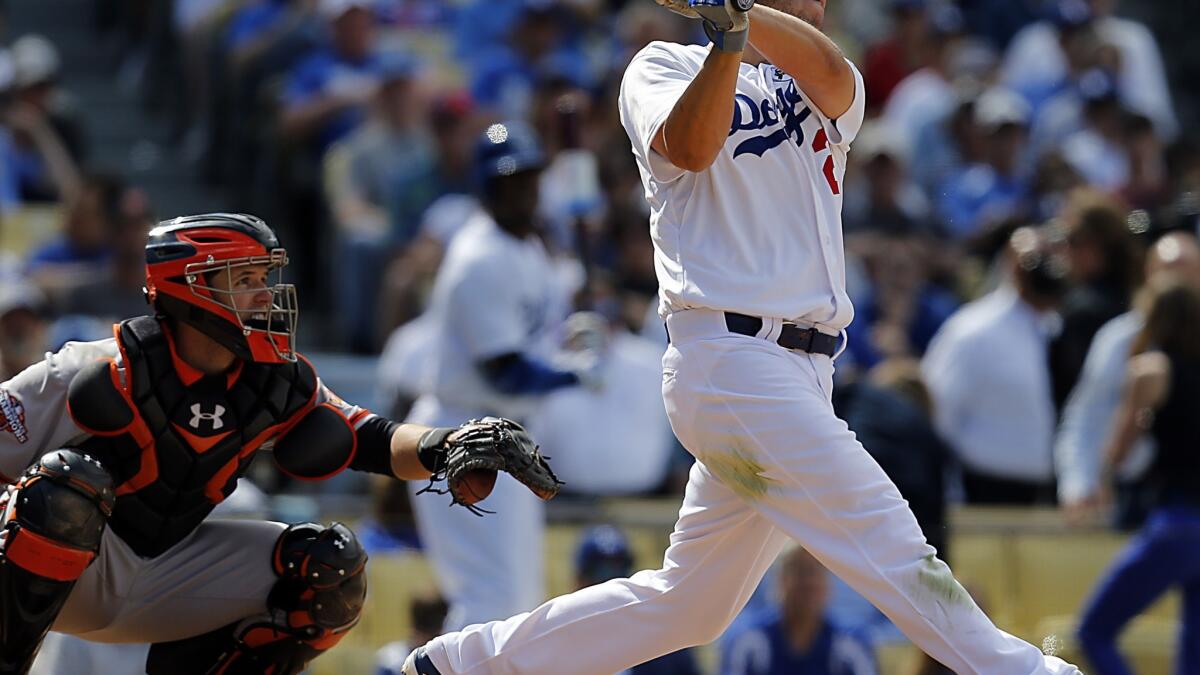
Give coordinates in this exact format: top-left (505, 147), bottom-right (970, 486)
top-left (403, 1), bottom-right (1083, 673)
top-left (406, 121), bottom-right (588, 631)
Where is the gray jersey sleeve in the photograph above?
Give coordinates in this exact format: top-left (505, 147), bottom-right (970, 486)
top-left (0, 339), bottom-right (118, 482)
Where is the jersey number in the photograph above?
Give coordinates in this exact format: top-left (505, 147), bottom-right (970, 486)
top-left (811, 129), bottom-right (840, 195)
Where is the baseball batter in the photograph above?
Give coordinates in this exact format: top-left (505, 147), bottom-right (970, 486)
top-left (404, 1), bottom-right (1083, 674)
top-left (0, 213), bottom-right (559, 674)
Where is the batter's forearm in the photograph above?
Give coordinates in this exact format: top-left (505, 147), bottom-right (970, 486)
top-left (653, 48), bottom-right (743, 172)
top-left (747, 5), bottom-right (854, 119)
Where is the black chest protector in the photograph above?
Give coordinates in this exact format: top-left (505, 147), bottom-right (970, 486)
top-left (67, 317), bottom-right (318, 558)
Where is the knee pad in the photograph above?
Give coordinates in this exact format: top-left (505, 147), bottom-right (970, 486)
top-left (146, 522), bottom-right (367, 675)
top-left (0, 450), bottom-right (114, 672)
top-left (268, 521), bottom-right (368, 635)
top-left (1, 449), bottom-right (115, 581)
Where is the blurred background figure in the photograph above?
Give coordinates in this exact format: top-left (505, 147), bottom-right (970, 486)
top-left (720, 545), bottom-right (878, 675)
top-left (923, 226), bottom-right (1068, 505)
top-left (527, 311), bottom-right (675, 496)
top-left (1076, 278), bottom-right (1200, 674)
top-left (23, 172), bottom-right (125, 304)
top-left (936, 87), bottom-right (1032, 240)
top-left (573, 525), bottom-right (702, 675)
top-left (840, 359), bottom-right (951, 560)
top-left (1048, 188), bottom-right (1141, 409)
top-left (1057, 231), bottom-right (1200, 530)
top-left (402, 121), bottom-right (587, 631)
top-left (0, 281), bottom-right (49, 379)
top-left (375, 593), bottom-right (450, 675)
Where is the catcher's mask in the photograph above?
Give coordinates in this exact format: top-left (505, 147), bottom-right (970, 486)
top-left (144, 213), bottom-right (298, 363)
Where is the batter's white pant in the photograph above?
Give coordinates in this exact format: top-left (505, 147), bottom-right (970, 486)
top-left (423, 309), bottom-right (1080, 675)
top-left (407, 397), bottom-right (546, 631)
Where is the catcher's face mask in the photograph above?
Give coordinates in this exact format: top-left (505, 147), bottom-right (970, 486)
top-left (144, 214), bottom-right (298, 364)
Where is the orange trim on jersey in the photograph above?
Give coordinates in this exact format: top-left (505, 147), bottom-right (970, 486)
top-left (162, 323), bottom-right (205, 386)
top-left (201, 365), bottom-right (320, 503)
top-left (107, 338), bottom-right (163, 497)
top-left (5, 527), bottom-right (94, 581)
top-left (202, 421), bottom-right (281, 504)
top-left (170, 423), bottom-right (233, 454)
top-left (60, 355), bottom-right (158, 498)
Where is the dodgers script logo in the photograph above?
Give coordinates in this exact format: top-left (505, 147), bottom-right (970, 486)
top-left (729, 81), bottom-right (811, 158)
top-left (0, 388), bottom-right (28, 444)
top-left (727, 77), bottom-right (841, 194)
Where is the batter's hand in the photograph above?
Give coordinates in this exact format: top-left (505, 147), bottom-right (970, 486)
top-left (654, 0), bottom-right (700, 19)
top-left (690, 0), bottom-right (752, 32)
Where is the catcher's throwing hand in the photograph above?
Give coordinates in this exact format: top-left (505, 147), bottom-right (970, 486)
top-left (416, 417), bottom-right (563, 515)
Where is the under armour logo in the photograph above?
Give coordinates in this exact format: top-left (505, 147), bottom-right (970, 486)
top-left (333, 536), bottom-right (346, 550)
top-left (189, 403), bottom-right (226, 431)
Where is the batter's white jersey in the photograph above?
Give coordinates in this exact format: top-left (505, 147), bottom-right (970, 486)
top-left (419, 212), bottom-right (571, 420)
top-left (618, 41), bottom-right (866, 328)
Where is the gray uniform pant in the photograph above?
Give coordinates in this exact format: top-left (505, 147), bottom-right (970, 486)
top-left (50, 519), bottom-right (285, 643)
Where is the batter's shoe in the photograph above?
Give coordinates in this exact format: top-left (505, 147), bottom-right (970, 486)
top-left (402, 646), bottom-right (443, 675)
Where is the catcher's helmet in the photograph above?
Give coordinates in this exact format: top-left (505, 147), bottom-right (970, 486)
top-left (473, 121), bottom-right (545, 193)
top-left (144, 213), bottom-right (298, 363)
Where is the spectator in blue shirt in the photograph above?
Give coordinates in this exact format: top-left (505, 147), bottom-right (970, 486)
top-left (721, 546), bottom-right (878, 675)
top-left (24, 173), bottom-right (125, 300)
top-left (279, 0), bottom-right (386, 151)
top-left (468, 0), bottom-right (592, 120)
top-left (575, 526), bottom-right (702, 675)
top-left (938, 87), bottom-right (1033, 239)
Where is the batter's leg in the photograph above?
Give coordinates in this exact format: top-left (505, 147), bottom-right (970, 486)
top-left (661, 335), bottom-right (1078, 675)
top-left (420, 460), bottom-right (788, 675)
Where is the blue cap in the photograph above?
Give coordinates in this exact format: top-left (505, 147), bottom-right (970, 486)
top-left (575, 525), bottom-right (633, 582)
top-left (376, 50), bottom-right (420, 83)
top-left (928, 3), bottom-right (964, 37)
top-left (1077, 68), bottom-right (1119, 103)
top-left (1047, 0), bottom-right (1093, 29)
top-left (473, 121), bottom-right (546, 189)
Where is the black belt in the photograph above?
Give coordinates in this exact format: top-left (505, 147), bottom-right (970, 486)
top-left (723, 312), bottom-right (839, 356)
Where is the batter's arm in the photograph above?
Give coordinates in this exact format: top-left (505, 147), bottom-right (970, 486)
top-left (649, 48), bottom-right (744, 173)
top-left (746, 4), bottom-right (855, 119)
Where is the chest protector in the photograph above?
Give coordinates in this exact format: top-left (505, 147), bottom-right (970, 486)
top-left (67, 317), bottom-right (318, 557)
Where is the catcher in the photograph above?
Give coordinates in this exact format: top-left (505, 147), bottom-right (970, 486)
top-left (0, 213), bottom-right (560, 674)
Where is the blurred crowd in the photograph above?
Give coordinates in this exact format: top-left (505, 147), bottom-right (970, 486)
top-left (2, 0), bottom-right (1200, 671)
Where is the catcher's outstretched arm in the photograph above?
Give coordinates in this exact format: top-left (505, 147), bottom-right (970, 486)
top-left (390, 422), bottom-right (442, 480)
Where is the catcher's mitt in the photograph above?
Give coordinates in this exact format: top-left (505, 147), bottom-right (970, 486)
top-left (417, 417), bottom-right (563, 515)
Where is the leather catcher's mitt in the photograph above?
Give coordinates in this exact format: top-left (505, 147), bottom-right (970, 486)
top-left (418, 417), bottom-right (563, 515)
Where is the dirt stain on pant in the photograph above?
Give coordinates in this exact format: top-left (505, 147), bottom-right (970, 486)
top-left (917, 553), bottom-right (971, 607)
top-left (700, 444), bottom-right (778, 500)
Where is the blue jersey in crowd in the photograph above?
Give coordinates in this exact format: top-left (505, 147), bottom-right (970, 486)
top-left (720, 606), bottom-right (878, 675)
